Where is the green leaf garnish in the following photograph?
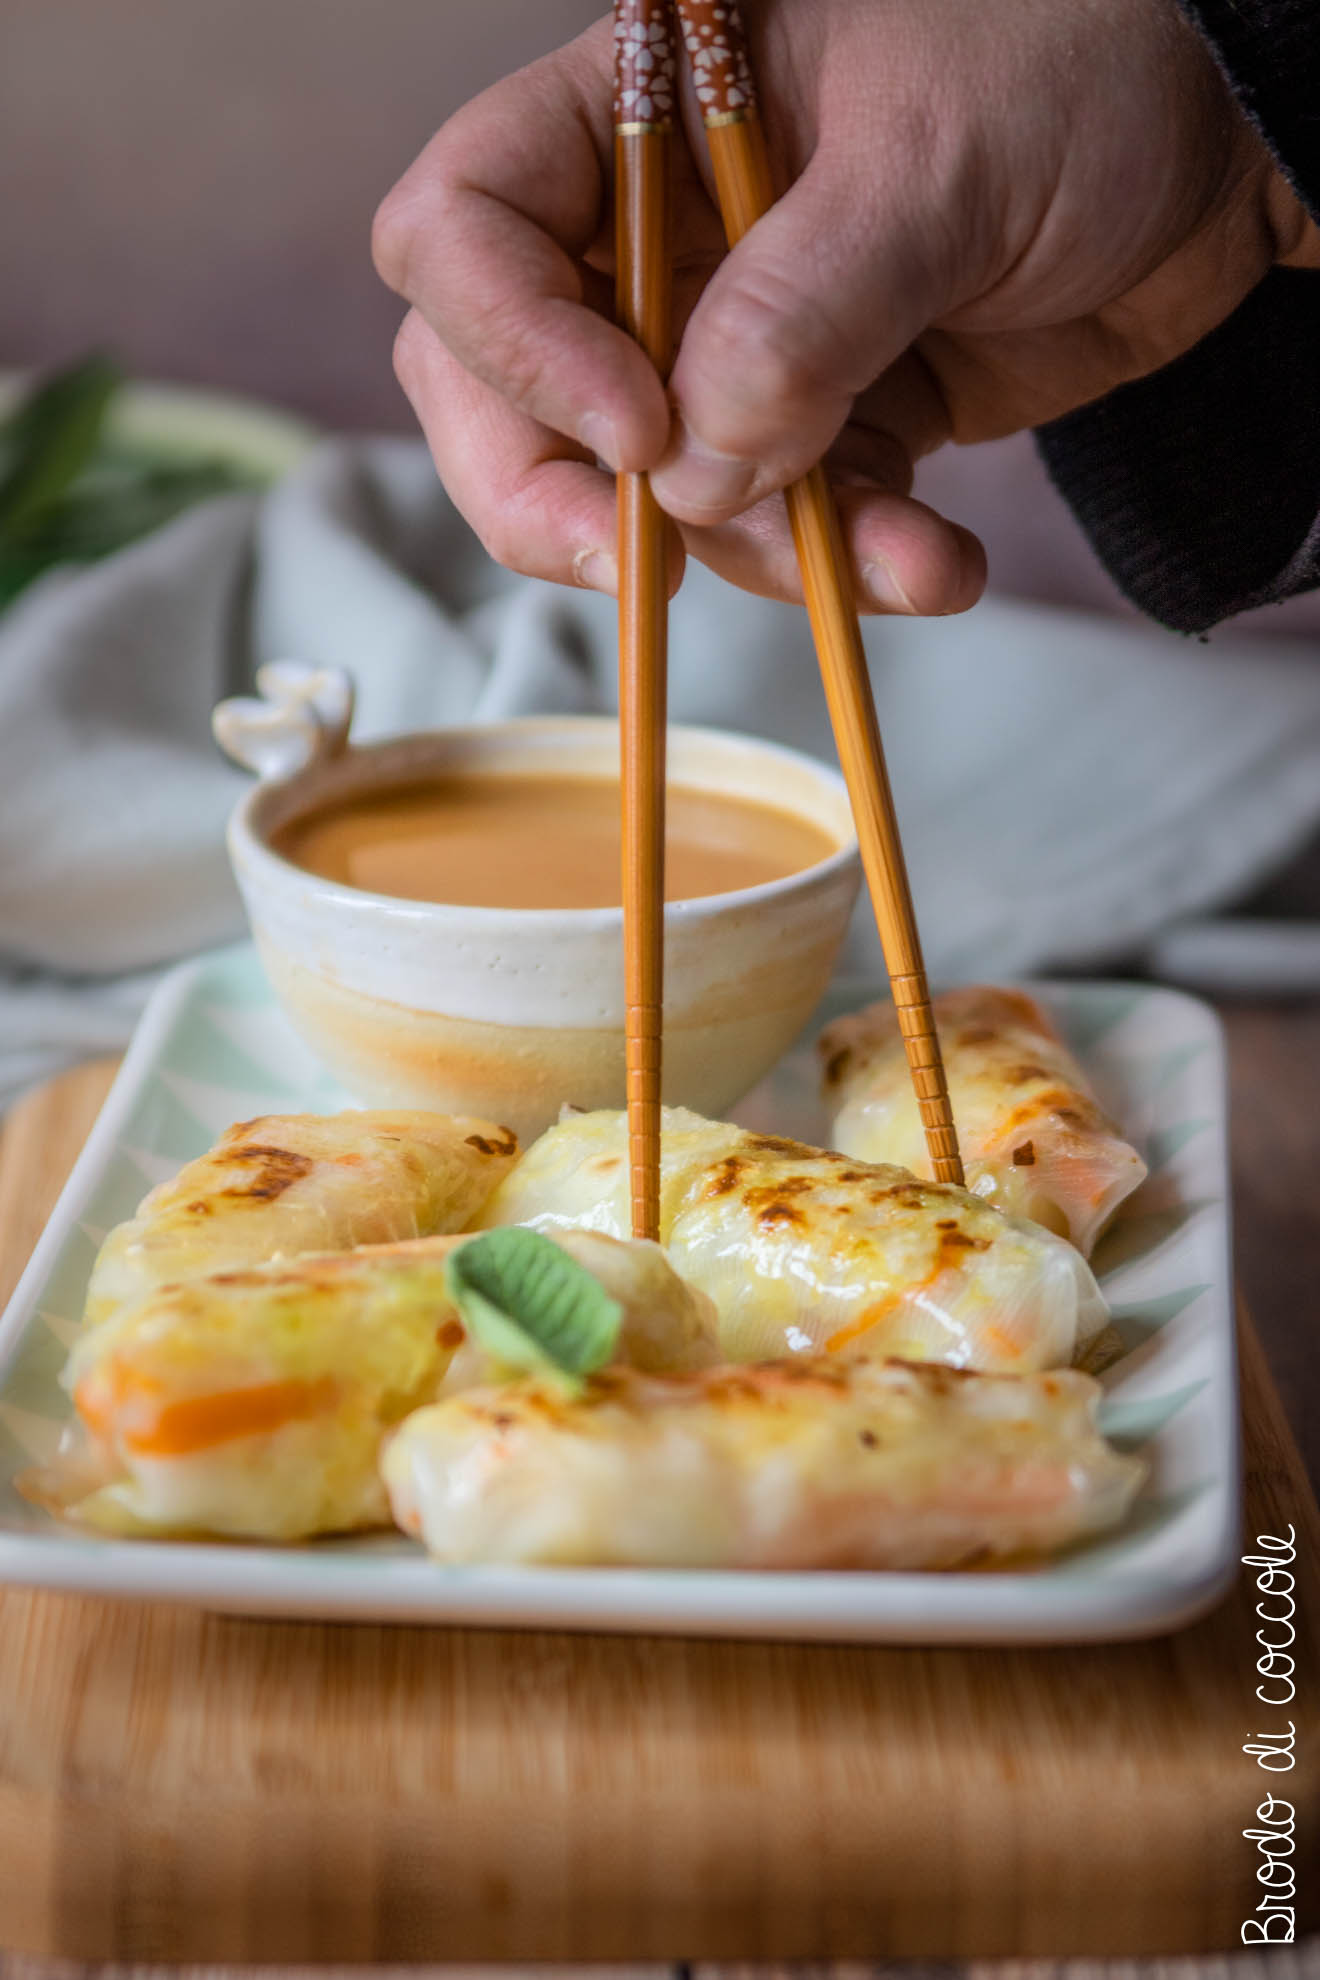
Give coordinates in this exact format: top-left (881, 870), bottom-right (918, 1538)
top-left (445, 1229), bottom-right (623, 1384)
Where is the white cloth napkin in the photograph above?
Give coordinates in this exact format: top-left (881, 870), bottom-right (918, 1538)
top-left (3, 435), bottom-right (1320, 1111)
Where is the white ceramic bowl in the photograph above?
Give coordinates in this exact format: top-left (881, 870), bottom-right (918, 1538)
top-left (215, 664), bottom-right (860, 1139)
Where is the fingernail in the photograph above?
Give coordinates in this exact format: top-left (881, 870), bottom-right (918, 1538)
top-left (572, 547), bottom-right (618, 594)
top-left (651, 417), bottom-right (758, 518)
top-left (578, 412), bottom-right (621, 470)
top-left (861, 557), bottom-right (917, 614)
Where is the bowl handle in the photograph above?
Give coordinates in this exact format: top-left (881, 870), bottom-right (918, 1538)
top-left (213, 661), bottom-right (355, 780)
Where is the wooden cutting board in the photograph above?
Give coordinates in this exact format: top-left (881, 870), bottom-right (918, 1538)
top-left (0, 1061), bottom-right (1316, 1963)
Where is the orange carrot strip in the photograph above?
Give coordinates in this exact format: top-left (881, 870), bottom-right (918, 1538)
top-left (978, 1322), bottom-right (1023, 1360)
top-left (120, 1377), bottom-right (340, 1457)
top-left (825, 1293), bottom-right (903, 1354)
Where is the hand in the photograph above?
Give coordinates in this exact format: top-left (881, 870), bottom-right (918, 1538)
top-left (372, 0), bottom-right (1314, 615)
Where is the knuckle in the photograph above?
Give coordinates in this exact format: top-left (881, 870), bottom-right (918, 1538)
top-left (391, 311), bottom-right (428, 395)
top-left (877, 91), bottom-right (943, 181)
top-left (428, 456), bottom-right (535, 576)
top-left (475, 301), bottom-right (561, 418)
top-left (472, 501), bottom-right (524, 574)
top-left (696, 264), bottom-right (851, 437)
top-left (475, 464), bottom-right (572, 579)
top-left (371, 123), bottom-right (467, 293)
top-left (370, 182), bottom-right (419, 292)
top-left (705, 273), bottom-right (815, 398)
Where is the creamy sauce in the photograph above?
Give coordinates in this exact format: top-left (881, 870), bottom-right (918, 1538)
top-left (275, 774), bottom-right (838, 909)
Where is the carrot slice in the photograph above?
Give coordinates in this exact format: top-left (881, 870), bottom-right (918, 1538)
top-left (119, 1377), bottom-right (340, 1456)
top-left (825, 1293), bottom-right (902, 1354)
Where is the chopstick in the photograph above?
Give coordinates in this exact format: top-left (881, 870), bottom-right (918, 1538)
top-left (614, 0), bottom-right (676, 1239)
top-left (671, 0), bottom-right (964, 1188)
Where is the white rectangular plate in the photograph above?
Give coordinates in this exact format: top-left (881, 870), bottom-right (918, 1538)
top-left (0, 947), bottom-right (1236, 1642)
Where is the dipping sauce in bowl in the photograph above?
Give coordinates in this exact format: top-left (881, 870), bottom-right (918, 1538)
top-left (218, 699), bottom-right (862, 1138)
top-left (272, 774), bottom-right (840, 909)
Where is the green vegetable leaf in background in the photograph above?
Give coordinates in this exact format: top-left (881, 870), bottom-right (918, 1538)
top-left (0, 353), bottom-right (121, 535)
top-left (14, 460), bottom-right (252, 559)
top-left (445, 1229), bottom-right (624, 1385)
top-left (0, 353), bottom-right (264, 613)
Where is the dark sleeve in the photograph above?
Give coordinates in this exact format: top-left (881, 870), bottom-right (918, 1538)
top-left (1034, 1), bottom-right (1320, 635)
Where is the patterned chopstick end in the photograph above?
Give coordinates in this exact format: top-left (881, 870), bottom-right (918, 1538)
top-left (614, 0), bottom-right (677, 133)
top-left (673, 0), bottom-right (757, 124)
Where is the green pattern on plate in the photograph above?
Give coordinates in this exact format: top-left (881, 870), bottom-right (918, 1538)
top-left (1108, 1283), bottom-right (1209, 1350)
top-left (1098, 1379), bottom-right (1209, 1451)
top-left (1150, 1040), bottom-right (1210, 1094)
top-left (1054, 984), bottom-right (1145, 1052)
top-left (1089, 1198), bottom-right (1216, 1276)
top-left (1144, 1119), bottom-right (1213, 1174)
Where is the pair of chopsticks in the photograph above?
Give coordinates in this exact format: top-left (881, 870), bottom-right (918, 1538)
top-left (614, 0), bottom-right (963, 1243)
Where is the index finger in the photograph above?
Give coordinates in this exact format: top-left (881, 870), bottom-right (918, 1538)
top-left (372, 19), bottom-right (670, 473)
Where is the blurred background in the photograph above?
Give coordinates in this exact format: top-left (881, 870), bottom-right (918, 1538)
top-left (0, 0), bottom-right (600, 430)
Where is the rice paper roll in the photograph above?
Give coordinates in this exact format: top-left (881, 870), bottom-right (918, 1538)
top-left (32, 1231), bottom-right (716, 1539)
top-left (383, 1356), bottom-right (1144, 1569)
top-left (84, 1110), bottom-right (520, 1327)
top-left (475, 1107), bottom-right (1107, 1372)
top-left (819, 986), bottom-right (1146, 1256)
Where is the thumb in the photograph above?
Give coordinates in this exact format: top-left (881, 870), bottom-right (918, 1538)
top-left (650, 154), bottom-right (941, 522)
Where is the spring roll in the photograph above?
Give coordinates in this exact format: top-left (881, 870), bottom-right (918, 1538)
top-left (475, 1107), bottom-right (1107, 1372)
top-left (820, 986), bottom-right (1146, 1255)
top-left (30, 1231), bottom-right (716, 1539)
top-left (85, 1109), bottom-right (520, 1327)
top-left (383, 1355), bottom-right (1144, 1569)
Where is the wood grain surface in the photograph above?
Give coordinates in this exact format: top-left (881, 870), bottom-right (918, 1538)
top-left (1223, 999), bottom-right (1320, 1490)
top-left (0, 1057), bottom-right (1316, 1964)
